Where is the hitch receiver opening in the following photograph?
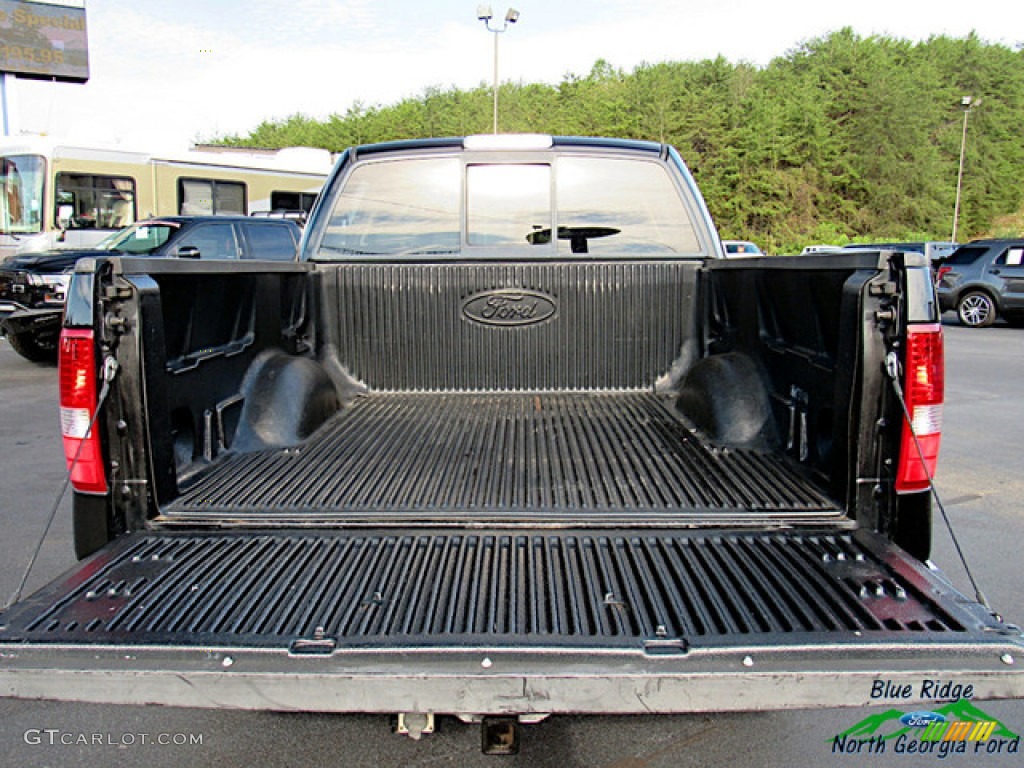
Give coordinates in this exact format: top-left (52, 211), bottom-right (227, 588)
top-left (482, 717), bottom-right (520, 756)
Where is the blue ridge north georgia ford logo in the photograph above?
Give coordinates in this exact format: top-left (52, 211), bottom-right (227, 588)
top-left (831, 698), bottom-right (1020, 759)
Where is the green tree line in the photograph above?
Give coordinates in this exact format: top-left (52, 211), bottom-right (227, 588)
top-left (216, 29), bottom-right (1024, 253)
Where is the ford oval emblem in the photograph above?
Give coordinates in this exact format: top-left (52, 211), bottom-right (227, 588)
top-left (462, 290), bottom-right (557, 327)
top-left (899, 711), bottom-right (947, 728)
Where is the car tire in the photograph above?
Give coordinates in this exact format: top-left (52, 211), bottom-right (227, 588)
top-left (5, 328), bottom-right (59, 363)
top-left (957, 291), bottom-right (996, 328)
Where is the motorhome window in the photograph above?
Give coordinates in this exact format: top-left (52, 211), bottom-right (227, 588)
top-left (179, 178), bottom-right (247, 215)
top-left (55, 173), bottom-right (136, 230)
top-left (0, 154), bottom-right (45, 235)
top-left (270, 191), bottom-right (317, 212)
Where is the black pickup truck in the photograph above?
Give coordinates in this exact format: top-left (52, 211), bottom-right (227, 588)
top-left (1, 136), bottom-right (1021, 736)
top-left (0, 216), bottom-right (302, 362)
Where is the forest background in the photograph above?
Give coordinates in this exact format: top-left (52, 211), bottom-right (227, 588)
top-left (216, 29), bottom-right (1024, 254)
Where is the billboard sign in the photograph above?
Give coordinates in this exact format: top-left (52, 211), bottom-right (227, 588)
top-left (0, 1), bottom-right (88, 83)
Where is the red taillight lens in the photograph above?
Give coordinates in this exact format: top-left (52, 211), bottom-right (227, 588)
top-left (935, 265), bottom-right (952, 285)
top-left (895, 324), bottom-right (944, 493)
top-left (59, 329), bottom-right (108, 494)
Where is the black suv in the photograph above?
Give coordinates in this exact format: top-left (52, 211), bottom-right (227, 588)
top-left (0, 216), bottom-right (301, 361)
top-left (936, 239), bottom-right (1024, 328)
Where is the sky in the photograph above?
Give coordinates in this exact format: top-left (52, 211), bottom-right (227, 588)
top-left (6, 0), bottom-right (1022, 150)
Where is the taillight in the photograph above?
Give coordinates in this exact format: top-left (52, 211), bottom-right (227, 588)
top-left (59, 328), bottom-right (108, 494)
top-left (895, 324), bottom-right (944, 493)
top-left (935, 265), bottom-right (952, 285)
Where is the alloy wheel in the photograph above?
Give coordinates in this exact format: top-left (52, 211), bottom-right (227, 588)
top-left (958, 292), bottom-right (995, 328)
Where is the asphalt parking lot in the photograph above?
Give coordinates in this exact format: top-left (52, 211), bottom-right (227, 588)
top-left (0, 319), bottom-right (1021, 767)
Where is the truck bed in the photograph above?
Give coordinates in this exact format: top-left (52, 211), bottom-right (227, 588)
top-left (160, 392), bottom-right (840, 524)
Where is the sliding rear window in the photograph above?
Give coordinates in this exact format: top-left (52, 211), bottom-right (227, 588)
top-left (315, 153), bottom-right (701, 259)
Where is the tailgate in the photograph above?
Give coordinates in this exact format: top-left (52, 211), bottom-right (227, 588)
top-left (1, 527), bottom-right (1022, 714)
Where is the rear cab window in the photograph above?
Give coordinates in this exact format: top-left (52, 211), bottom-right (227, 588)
top-left (556, 157), bottom-right (699, 255)
top-left (314, 148), bottom-right (704, 260)
top-left (320, 158), bottom-right (461, 257)
top-left (466, 164), bottom-right (550, 247)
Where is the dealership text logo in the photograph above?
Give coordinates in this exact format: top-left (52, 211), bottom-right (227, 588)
top-left (831, 699), bottom-right (1020, 759)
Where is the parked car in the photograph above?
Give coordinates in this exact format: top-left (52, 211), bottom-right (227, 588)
top-left (935, 239), bottom-right (1024, 328)
top-left (98, 215), bottom-right (303, 261)
top-left (250, 209), bottom-right (310, 227)
top-left (800, 244), bottom-right (841, 254)
top-left (843, 241), bottom-right (959, 265)
top-left (0, 216), bottom-right (301, 361)
top-left (721, 239), bottom-right (764, 257)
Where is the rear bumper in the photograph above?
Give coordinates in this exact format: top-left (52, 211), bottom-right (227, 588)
top-left (1, 642), bottom-right (1022, 713)
top-left (0, 300), bottom-right (26, 322)
top-left (937, 287), bottom-right (957, 312)
top-left (0, 306), bottom-right (63, 337)
top-left (0, 282), bottom-right (50, 320)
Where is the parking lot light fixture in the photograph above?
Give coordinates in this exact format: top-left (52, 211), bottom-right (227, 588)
top-left (952, 95), bottom-right (976, 244)
top-left (477, 7), bottom-right (519, 133)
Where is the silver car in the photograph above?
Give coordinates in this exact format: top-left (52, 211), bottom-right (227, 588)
top-left (936, 239), bottom-right (1024, 327)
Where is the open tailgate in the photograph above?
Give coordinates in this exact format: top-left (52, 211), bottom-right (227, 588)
top-left (1, 527), bottom-right (1022, 714)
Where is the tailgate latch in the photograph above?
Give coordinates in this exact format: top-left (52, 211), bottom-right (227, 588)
top-left (288, 626), bottom-right (337, 655)
top-left (643, 634), bottom-right (689, 655)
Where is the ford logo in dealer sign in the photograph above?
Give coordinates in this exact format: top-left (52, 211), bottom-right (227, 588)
top-left (899, 711), bottom-right (947, 728)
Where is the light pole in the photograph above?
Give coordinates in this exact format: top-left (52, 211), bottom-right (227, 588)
top-left (951, 95), bottom-right (976, 244)
top-left (477, 6), bottom-right (519, 134)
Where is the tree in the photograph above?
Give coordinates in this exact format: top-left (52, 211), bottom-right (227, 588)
top-left (214, 32), bottom-right (1024, 252)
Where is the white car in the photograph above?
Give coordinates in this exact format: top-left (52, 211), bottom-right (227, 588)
top-left (800, 244), bottom-right (843, 255)
top-left (722, 240), bottom-right (764, 257)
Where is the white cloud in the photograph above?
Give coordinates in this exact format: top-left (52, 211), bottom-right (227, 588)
top-left (8, 0), bottom-right (1020, 148)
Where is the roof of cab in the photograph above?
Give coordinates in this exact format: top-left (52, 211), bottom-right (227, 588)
top-left (353, 135), bottom-right (664, 158)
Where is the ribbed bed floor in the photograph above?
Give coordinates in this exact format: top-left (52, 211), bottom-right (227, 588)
top-left (163, 393), bottom-right (840, 521)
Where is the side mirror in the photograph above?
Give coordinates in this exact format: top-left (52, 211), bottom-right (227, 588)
top-left (57, 204), bottom-right (74, 230)
top-left (177, 245), bottom-right (201, 259)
